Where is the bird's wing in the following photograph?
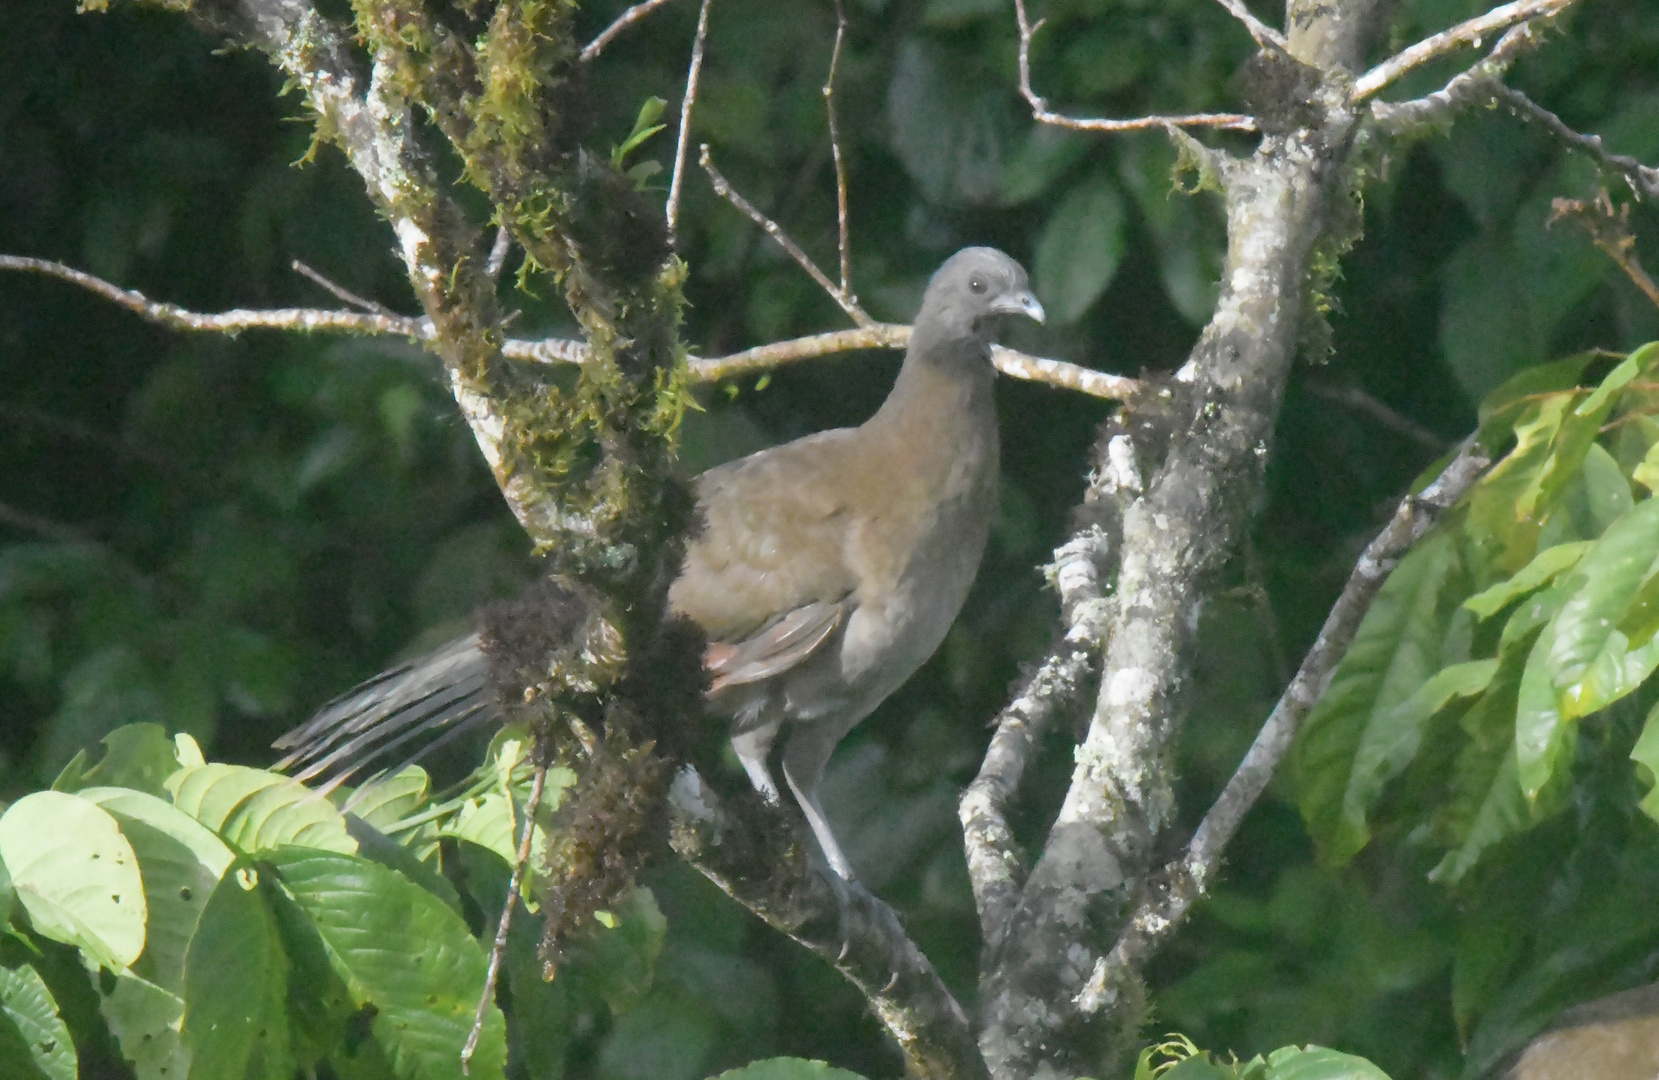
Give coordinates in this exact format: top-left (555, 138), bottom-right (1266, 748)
top-left (670, 429), bottom-right (863, 642)
top-left (703, 599), bottom-right (847, 693)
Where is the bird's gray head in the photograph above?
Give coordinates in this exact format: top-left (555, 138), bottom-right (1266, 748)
top-left (915, 247), bottom-right (1044, 345)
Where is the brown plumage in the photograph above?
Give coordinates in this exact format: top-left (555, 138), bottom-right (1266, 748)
top-left (274, 246), bottom-right (1044, 880)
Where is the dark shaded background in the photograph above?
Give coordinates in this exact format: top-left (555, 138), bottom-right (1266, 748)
top-left (3, 1), bottom-right (1658, 1076)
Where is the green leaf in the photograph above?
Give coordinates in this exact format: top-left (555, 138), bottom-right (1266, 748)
top-left (79, 787), bottom-right (235, 990)
top-left (0, 791), bottom-right (146, 970)
top-left (0, 963), bottom-right (75, 1080)
top-left (166, 764), bottom-right (356, 855)
top-left (611, 96), bottom-right (667, 169)
top-left (337, 766), bottom-right (429, 832)
top-left (1338, 658), bottom-right (1500, 853)
top-left (708, 1059), bottom-right (870, 1080)
top-left (53, 723), bottom-right (183, 797)
top-left (566, 886), bottom-right (666, 1014)
top-left (1630, 696), bottom-right (1659, 820)
top-left (1262, 1045), bottom-right (1392, 1080)
top-left (998, 125), bottom-right (1086, 206)
top-left (1431, 747), bottom-right (1560, 884)
top-left (1464, 541), bottom-right (1593, 620)
top-left (100, 970), bottom-right (188, 1080)
top-left (267, 847), bottom-right (506, 1080)
top-left (1033, 174), bottom-right (1126, 325)
top-left (181, 865), bottom-right (292, 1080)
top-left (1292, 533), bottom-right (1464, 862)
top-left (886, 37), bottom-right (1012, 205)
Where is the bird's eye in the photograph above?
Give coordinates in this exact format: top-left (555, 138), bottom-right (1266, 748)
top-left (968, 276), bottom-right (987, 295)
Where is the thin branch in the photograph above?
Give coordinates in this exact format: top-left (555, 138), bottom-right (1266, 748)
top-left (486, 226), bottom-right (512, 281)
top-left (0, 255), bottom-right (427, 338)
top-left (700, 144), bottom-right (872, 326)
top-left (1550, 191), bottom-right (1659, 309)
top-left (666, 0), bottom-right (712, 245)
top-left (668, 768), bottom-right (990, 1080)
top-left (1369, 20), bottom-right (1547, 132)
top-left (0, 256), bottom-right (1143, 401)
top-left (1078, 440), bottom-right (1491, 1012)
top-left (1352, 0), bottom-right (1579, 101)
top-left (1499, 86), bottom-right (1659, 201)
top-left (1303, 379), bottom-right (1446, 451)
top-left (1205, 0), bottom-right (1289, 54)
top-left (1012, 0), bottom-right (1256, 134)
top-left (462, 751), bottom-right (549, 1074)
top-left (824, 0), bottom-right (853, 297)
top-left (579, 0), bottom-right (684, 62)
top-left (291, 259), bottom-right (396, 316)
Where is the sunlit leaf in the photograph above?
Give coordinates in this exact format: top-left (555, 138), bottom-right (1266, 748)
top-left (0, 963), bottom-right (74, 1080)
top-left (166, 764), bottom-right (355, 855)
top-left (0, 791), bottom-right (146, 970)
top-left (708, 1059), bottom-right (870, 1080)
top-left (181, 865), bottom-right (293, 1080)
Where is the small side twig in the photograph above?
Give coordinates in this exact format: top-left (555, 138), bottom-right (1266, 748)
top-left (461, 747), bottom-right (550, 1074)
top-left (666, 0), bottom-right (712, 245)
top-left (1352, 0), bottom-right (1578, 101)
top-left (1205, 0), bottom-right (1289, 54)
top-left (1550, 190), bottom-right (1659, 309)
top-left (1499, 86), bottom-right (1659, 201)
top-left (579, 0), bottom-right (684, 62)
top-left (1013, 0), bottom-right (1256, 134)
top-left (824, 0), bottom-right (853, 298)
top-left (1303, 380), bottom-right (1447, 451)
top-left (1369, 21), bottom-right (1547, 132)
top-left (1077, 440), bottom-right (1491, 1012)
top-left (291, 259), bottom-right (396, 317)
top-left (700, 144), bottom-right (872, 326)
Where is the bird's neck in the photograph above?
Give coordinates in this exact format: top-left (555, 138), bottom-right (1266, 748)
top-left (862, 337), bottom-right (998, 463)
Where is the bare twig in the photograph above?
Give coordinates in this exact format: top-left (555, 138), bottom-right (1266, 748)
top-left (1078, 440), bottom-right (1491, 1012)
top-left (291, 259), bottom-right (396, 316)
top-left (1499, 86), bottom-right (1659, 201)
top-left (700, 145), bottom-right (872, 326)
top-left (580, 0), bottom-right (684, 62)
top-left (824, 0), bottom-right (853, 297)
top-left (1550, 191), bottom-right (1659, 309)
top-left (0, 255), bottom-right (427, 338)
top-left (486, 226), bottom-right (512, 281)
top-left (1352, 0), bottom-right (1579, 101)
top-left (1304, 379), bottom-right (1446, 451)
top-left (1205, 0), bottom-right (1289, 54)
top-left (1012, 0), bottom-right (1256, 134)
top-left (2, 254), bottom-right (1139, 402)
top-left (1368, 21), bottom-right (1546, 132)
top-left (666, 0), bottom-right (712, 245)
top-left (461, 751), bottom-right (550, 1074)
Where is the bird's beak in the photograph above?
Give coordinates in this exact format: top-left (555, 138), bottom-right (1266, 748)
top-left (992, 290), bottom-right (1045, 324)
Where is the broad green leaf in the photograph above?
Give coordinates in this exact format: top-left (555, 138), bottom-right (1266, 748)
top-left (998, 125), bottom-right (1086, 206)
top-left (80, 787), bottom-right (234, 990)
top-left (1569, 442), bottom-right (1635, 538)
top-left (100, 970), bottom-right (188, 1080)
top-left (1475, 352), bottom-right (1599, 449)
top-left (343, 815), bottom-right (462, 914)
top-left (709, 1059), bottom-right (870, 1080)
top-left (567, 886), bottom-right (666, 1013)
top-left (166, 764), bottom-right (355, 855)
top-left (53, 723), bottom-right (183, 797)
top-left (181, 866), bottom-right (292, 1080)
top-left (1262, 1044), bottom-right (1391, 1080)
top-left (1536, 498), bottom-right (1659, 726)
top-left (267, 847), bottom-right (506, 1080)
top-left (1033, 173), bottom-right (1125, 325)
top-left (1431, 747), bottom-right (1560, 884)
top-left (886, 37), bottom-right (1012, 205)
top-left (1292, 533), bottom-right (1464, 861)
top-left (1339, 659), bottom-right (1500, 855)
top-left (0, 964), bottom-right (74, 1080)
top-left (336, 766), bottom-right (429, 832)
top-left (1514, 622), bottom-right (1573, 799)
top-left (1631, 696), bottom-right (1659, 820)
top-left (0, 791), bottom-right (146, 969)
top-left (1463, 541), bottom-right (1591, 620)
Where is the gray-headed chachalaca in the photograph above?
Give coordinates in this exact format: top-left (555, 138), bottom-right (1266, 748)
top-left (274, 247), bottom-right (1044, 880)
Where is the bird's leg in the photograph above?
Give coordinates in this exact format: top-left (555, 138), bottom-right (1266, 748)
top-left (730, 722), bottom-right (783, 804)
top-left (781, 728), bottom-right (856, 881)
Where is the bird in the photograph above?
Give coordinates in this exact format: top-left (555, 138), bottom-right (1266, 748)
top-left (273, 247), bottom-right (1045, 880)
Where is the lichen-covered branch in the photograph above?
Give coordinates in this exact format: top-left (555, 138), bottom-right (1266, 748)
top-left (1351, 0), bottom-right (1579, 101)
top-left (1369, 20), bottom-right (1551, 132)
top-left (669, 769), bottom-right (989, 1080)
top-left (1500, 87), bottom-right (1659, 201)
top-left (1081, 441), bottom-right (1490, 1011)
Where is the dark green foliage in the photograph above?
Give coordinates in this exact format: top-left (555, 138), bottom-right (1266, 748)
top-left (4, 0), bottom-right (1659, 1077)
